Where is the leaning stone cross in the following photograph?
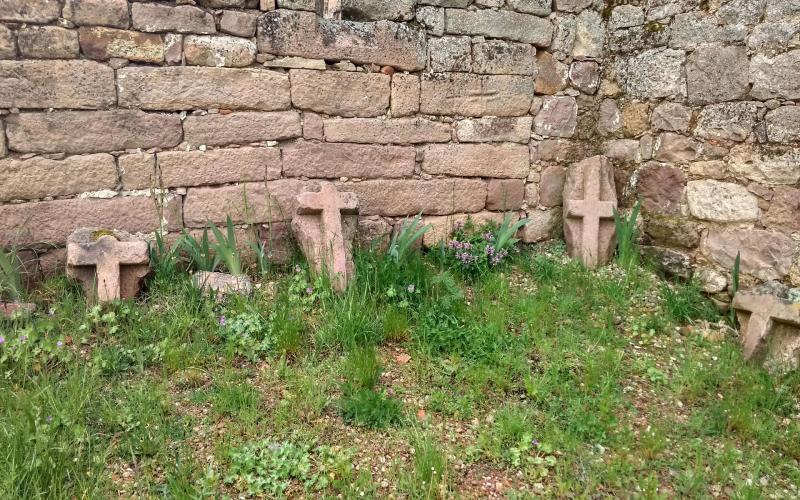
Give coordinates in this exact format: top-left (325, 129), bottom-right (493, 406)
top-left (67, 229), bottom-right (150, 303)
top-left (563, 156), bottom-right (617, 268)
top-left (294, 184), bottom-right (359, 293)
top-left (733, 289), bottom-right (800, 361)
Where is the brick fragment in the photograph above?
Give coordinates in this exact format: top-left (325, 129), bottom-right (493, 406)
top-left (79, 27), bottom-right (164, 63)
top-left (423, 144), bottom-right (530, 178)
top-left (283, 142), bottom-right (415, 178)
top-left (183, 111), bottom-right (302, 147)
top-left (120, 147), bottom-right (281, 190)
top-left (117, 67), bottom-right (291, 111)
top-left (6, 111), bottom-right (182, 154)
top-left (0, 154), bottom-right (117, 202)
top-left (290, 69), bottom-right (390, 118)
top-left (0, 196), bottom-right (183, 247)
top-left (0, 60), bottom-right (115, 109)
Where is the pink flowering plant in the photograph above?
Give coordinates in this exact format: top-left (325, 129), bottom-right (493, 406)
top-left (443, 213), bottom-right (530, 278)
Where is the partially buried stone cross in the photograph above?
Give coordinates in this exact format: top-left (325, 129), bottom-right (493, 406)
top-left (733, 286), bottom-right (800, 363)
top-left (292, 184), bottom-right (359, 293)
top-left (67, 229), bottom-right (150, 303)
top-left (563, 156), bottom-right (618, 268)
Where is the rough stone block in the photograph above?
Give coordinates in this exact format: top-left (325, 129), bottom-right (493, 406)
top-left (487, 179), bottom-right (525, 210)
top-left (0, 154), bottom-right (117, 202)
top-left (183, 111), bottom-right (301, 147)
top-left (750, 50), bottom-right (800, 100)
top-left (508, 0), bottom-right (551, 15)
top-left (416, 6), bottom-right (445, 36)
top-left (290, 69), bottom-right (390, 118)
top-left (193, 271), bottom-right (253, 298)
top-left (0, 60), bottom-right (115, 110)
top-left (420, 73), bottom-right (534, 117)
top-left (67, 229), bottom-right (150, 303)
top-left (343, 178), bottom-right (487, 216)
top-left (79, 27), bottom-right (164, 63)
top-left (636, 163), bottom-right (685, 215)
top-left (651, 102), bottom-right (691, 132)
top-left (538, 165), bottom-right (566, 207)
top-left (653, 132), bottom-right (699, 162)
top-left (535, 51), bottom-right (568, 94)
top-left (686, 45), bottom-right (749, 105)
top-left (563, 156), bottom-right (617, 268)
top-left (0, 0), bottom-right (61, 22)
top-left (131, 3), bottom-right (216, 34)
top-left (703, 229), bottom-right (793, 281)
top-left (644, 216), bottom-right (702, 249)
top-left (569, 61), bottom-right (599, 94)
top-left (444, 8), bottom-right (553, 46)
top-left (429, 36), bottom-right (472, 72)
top-left (766, 106), bottom-right (800, 143)
top-left (687, 180), bottom-right (759, 222)
top-left (734, 283), bottom-right (800, 373)
top-left (120, 147), bottom-right (282, 190)
top-left (472, 40), bottom-right (537, 75)
top-left (763, 186), bottom-right (800, 233)
top-left (454, 117), bottom-right (532, 143)
top-left (0, 25), bottom-right (14, 59)
top-left (520, 207), bottom-right (562, 243)
top-left (220, 10), bottom-right (260, 37)
top-left (303, 112), bottom-right (324, 140)
top-left (63, 0), bottom-right (130, 28)
top-left (609, 5), bottom-right (644, 30)
top-left (391, 74), bottom-right (420, 117)
top-left (6, 110), bottom-right (182, 154)
top-left (619, 48), bottom-right (686, 99)
top-left (670, 12), bottom-right (747, 50)
top-left (117, 67), bottom-right (291, 111)
top-left (184, 35), bottom-right (257, 67)
top-left (183, 180), bottom-right (316, 226)
top-left (573, 10), bottom-right (604, 59)
top-left (694, 102), bottom-right (758, 142)
top-left (293, 184), bottom-right (359, 292)
top-left (257, 10), bottom-right (427, 71)
top-left (423, 144), bottom-right (530, 178)
top-left (323, 118), bottom-right (451, 144)
top-left (18, 26), bottom-right (80, 59)
top-left (534, 96), bottom-right (578, 138)
top-left (341, 0), bottom-right (415, 21)
top-left (0, 196), bottom-right (183, 247)
top-left (727, 145), bottom-right (800, 185)
top-left (283, 142), bottom-right (415, 178)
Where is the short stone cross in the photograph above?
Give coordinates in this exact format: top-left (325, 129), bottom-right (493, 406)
top-left (293, 184), bottom-right (359, 292)
top-left (67, 229), bottom-right (150, 303)
top-left (563, 156), bottom-right (617, 268)
top-left (733, 290), bottom-right (800, 361)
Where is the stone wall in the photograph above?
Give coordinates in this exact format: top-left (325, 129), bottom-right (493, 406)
top-left (0, 0), bottom-right (798, 294)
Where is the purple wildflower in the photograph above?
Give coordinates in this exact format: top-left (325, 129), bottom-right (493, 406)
top-left (483, 232), bottom-right (495, 241)
top-left (532, 439), bottom-right (539, 447)
top-left (0, 336), bottom-right (5, 345)
top-left (485, 245), bottom-right (495, 256)
top-left (218, 316), bottom-right (226, 327)
top-left (56, 340), bottom-right (64, 348)
top-left (305, 287), bottom-right (314, 295)
top-left (19, 335), bottom-right (28, 344)
top-left (46, 415), bottom-right (53, 423)
top-left (407, 284), bottom-right (416, 293)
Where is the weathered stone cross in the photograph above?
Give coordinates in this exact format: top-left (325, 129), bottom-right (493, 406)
top-left (564, 165), bottom-right (616, 268)
top-left (67, 235), bottom-right (149, 303)
top-left (733, 292), bottom-right (800, 360)
top-left (296, 184), bottom-right (358, 292)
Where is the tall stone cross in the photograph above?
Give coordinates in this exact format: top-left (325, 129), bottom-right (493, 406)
top-left (564, 158), bottom-right (617, 268)
top-left (295, 184), bottom-right (358, 292)
top-left (733, 291), bottom-right (800, 360)
top-left (67, 233), bottom-right (149, 303)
